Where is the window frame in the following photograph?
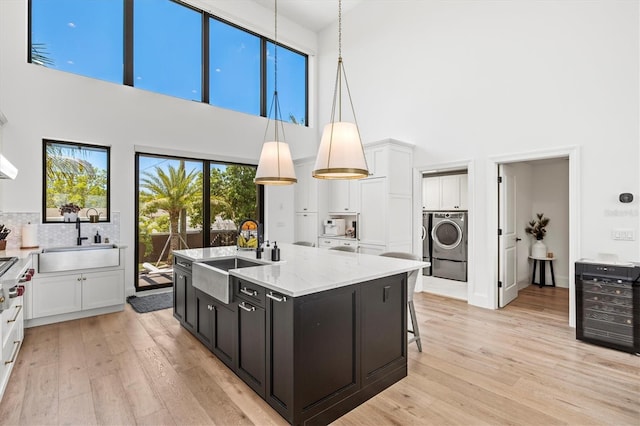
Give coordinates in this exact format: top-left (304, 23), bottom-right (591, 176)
top-left (27, 0), bottom-right (309, 126)
top-left (42, 139), bottom-right (111, 224)
top-left (134, 151), bottom-right (264, 291)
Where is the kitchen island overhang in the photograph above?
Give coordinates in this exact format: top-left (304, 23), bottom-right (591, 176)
top-left (173, 244), bottom-right (427, 425)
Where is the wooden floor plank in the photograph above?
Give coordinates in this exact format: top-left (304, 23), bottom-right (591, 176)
top-left (1, 284), bottom-right (638, 426)
top-left (17, 363), bottom-right (58, 425)
top-left (90, 373), bottom-right (136, 425)
top-left (58, 391), bottom-right (98, 426)
top-left (58, 320), bottom-right (92, 401)
top-left (114, 350), bottom-right (166, 421)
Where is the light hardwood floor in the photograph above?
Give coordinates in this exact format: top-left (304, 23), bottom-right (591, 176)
top-left (1, 285), bottom-right (638, 425)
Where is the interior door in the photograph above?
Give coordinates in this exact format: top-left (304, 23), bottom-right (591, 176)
top-left (498, 164), bottom-right (518, 307)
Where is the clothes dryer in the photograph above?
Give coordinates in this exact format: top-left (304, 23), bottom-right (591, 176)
top-left (431, 212), bottom-right (468, 281)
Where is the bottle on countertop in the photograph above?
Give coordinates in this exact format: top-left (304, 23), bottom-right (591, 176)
top-left (271, 241), bottom-right (280, 262)
top-left (94, 231), bottom-right (101, 244)
top-left (263, 240), bottom-right (271, 260)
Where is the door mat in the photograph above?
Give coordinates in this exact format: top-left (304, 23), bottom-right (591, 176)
top-left (127, 292), bottom-right (172, 313)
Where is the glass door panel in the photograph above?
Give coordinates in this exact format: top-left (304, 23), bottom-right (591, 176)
top-left (136, 155), bottom-right (203, 290)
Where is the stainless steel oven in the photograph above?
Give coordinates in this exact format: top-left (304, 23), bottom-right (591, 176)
top-left (0, 257), bottom-right (31, 312)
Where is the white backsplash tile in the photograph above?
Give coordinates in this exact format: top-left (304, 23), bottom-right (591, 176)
top-left (0, 212), bottom-right (120, 249)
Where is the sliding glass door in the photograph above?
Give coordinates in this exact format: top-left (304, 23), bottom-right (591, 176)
top-left (135, 153), bottom-right (261, 291)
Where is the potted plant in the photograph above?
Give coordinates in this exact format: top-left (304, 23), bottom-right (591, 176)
top-left (525, 213), bottom-right (550, 258)
top-left (59, 203), bottom-right (81, 222)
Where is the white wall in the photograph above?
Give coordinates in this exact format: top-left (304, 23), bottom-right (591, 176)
top-left (318, 0), bottom-right (639, 309)
top-left (0, 0), bottom-right (318, 295)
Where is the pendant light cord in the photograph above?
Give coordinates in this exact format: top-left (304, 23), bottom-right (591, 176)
top-left (261, 0), bottom-right (286, 164)
top-left (338, 0), bottom-right (342, 60)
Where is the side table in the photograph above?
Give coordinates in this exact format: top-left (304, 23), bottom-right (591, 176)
top-left (529, 256), bottom-right (556, 288)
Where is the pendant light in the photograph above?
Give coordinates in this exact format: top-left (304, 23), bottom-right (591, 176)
top-left (313, 0), bottom-right (368, 180)
top-left (254, 0), bottom-right (297, 185)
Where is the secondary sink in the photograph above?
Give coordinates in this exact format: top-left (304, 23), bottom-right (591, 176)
top-left (37, 244), bottom-right (120, 273)
top-left (192, 257), bottom-right (263, 304)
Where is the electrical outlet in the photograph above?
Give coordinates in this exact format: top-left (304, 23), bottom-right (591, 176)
top-left (611, 229), bottom-right (636, 241)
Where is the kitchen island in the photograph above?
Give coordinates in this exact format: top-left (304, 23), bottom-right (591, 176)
top-left (173, 244), bottom-right (427, 425)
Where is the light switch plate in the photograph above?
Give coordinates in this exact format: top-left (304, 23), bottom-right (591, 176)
top-left (611, 229), bottom-right (636, 241)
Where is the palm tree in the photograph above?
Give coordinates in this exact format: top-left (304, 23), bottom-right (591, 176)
top-left (140, 163), bottom-right (200, 263)
top-left (45, 143), bottom-right (95, 182)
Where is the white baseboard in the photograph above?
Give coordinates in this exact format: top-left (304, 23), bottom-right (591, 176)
top-left (25, 304), bottom-right (124, 328)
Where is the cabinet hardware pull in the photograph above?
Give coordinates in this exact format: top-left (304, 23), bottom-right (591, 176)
top-left (238, 302), bottom-right (255, 312)
top-left (267, 292), bottom-right (287, 302)
top-left (177, 262), bottom-right (189, 268)
top-left (7, 304), bottom-right (22, 323)
top-left (83, 277), bottom-right (87, 281)
top-left (77, 277), bottom-right (81, 281)
top-left (240, 287), bottom-right (258, 297)
top-left (4, 340), bottom-right (20, 365)
top-left (207, 304), bottom-right (213, 311)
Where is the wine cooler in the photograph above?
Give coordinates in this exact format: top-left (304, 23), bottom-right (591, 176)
top-left (575, 261), bottom-right (640, 354)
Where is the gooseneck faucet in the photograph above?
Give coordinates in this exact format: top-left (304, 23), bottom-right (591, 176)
top-left (76, 217), bottom-right (88, 246)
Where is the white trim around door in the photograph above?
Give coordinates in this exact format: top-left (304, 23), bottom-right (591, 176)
top-left (488, 146), bottom-right (581, 327)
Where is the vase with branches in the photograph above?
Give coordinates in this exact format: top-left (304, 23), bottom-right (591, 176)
top-left (525, 213), bottom-right (550, 240)
top-left (525, 213), bottom-right (550, 258)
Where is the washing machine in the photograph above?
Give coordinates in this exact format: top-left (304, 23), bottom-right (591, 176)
top-left (431, 212), bottom-right (467, 281)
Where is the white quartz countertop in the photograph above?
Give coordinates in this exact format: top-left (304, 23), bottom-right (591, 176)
top-left (174, 244), bottom-right (429, 297)
top-left (0, 243), bottom-right (127, 260)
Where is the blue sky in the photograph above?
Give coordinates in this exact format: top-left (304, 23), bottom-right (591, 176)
top-left (137, 156), bottom-right (229, 178)
top-left (31, 0), bottom-right (306, 123)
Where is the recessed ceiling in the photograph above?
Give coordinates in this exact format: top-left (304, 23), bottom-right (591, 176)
top-left (250, 0), bottom-right (363, 32)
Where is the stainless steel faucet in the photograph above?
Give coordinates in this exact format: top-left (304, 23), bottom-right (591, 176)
top-left (76, 217), bottom-right (88, 245)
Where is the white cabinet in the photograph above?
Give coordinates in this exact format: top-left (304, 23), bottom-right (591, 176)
top-left (320, 139), bottom-right (414, 254)
top-left (0, 295), bottom-right (24, 401)
top-left (357, 140), bottom-right (414, 254)
top-left (295, 212), bottom-right (318, 245)
top-left (423, 177), bottom-right (440, 210)
top-left (82, 270), bottom-right (125, 310)
top-left (358, 243), bottom-right (386, 256)
top-left (358, 178), bottom-right (387, 246)
top-left (423, 174), bottom-right (467, 210)
top-left (294, 160), bottom-right (319, 244)
top-left (294, 160), bottom-right (318, 213)
top-left (32, 269), bottom-right (124, 319)
top-left (328, 179), bottom-right (359, 214)
top-left (32, 274), bottom-right (82, 318)
top-left (318, 237), bottom-right (357, 250)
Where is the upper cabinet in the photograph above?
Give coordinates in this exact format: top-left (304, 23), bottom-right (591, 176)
top-left (294, 160), bottom-right (318, 213)
top-left (358, 140), bottom-right (414, 253)
top-left (328, 179), bottom-right (359, 214)
top-left (423, 173), bottom-right (468, 210)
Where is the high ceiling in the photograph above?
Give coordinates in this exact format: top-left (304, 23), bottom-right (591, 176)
top-left (250, 0), bottom-right (364, 32)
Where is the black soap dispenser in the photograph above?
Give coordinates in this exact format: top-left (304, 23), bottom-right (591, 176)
top-left (271, 241), bottom-right (280, 262)
top-left (94, 231), bottom-right (101, 244)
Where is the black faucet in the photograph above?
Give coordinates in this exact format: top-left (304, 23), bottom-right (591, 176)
top-left (76, 217), bottom-right (88, 246)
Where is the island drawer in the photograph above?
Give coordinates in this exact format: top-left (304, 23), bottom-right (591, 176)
top-left (233, 279), bottom-right (266, 307)
top-left (173, 256), bottom-right (192, 271)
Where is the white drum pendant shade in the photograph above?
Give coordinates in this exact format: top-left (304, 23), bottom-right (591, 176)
top-left (313, 122), bottom-right (368, 179)
top-left (254, 141), bottom-right (297, 185)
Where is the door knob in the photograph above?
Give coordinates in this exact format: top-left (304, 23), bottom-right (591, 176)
top-left (516, 237), bottom-right (522, 242)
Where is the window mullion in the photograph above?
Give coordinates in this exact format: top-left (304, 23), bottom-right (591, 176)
top-left (260, 38), bottom-right (267, 118)
top-left (202, 13), bottom-right (209, 104)
top-left (124, 0), bottom-right (133, 86)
